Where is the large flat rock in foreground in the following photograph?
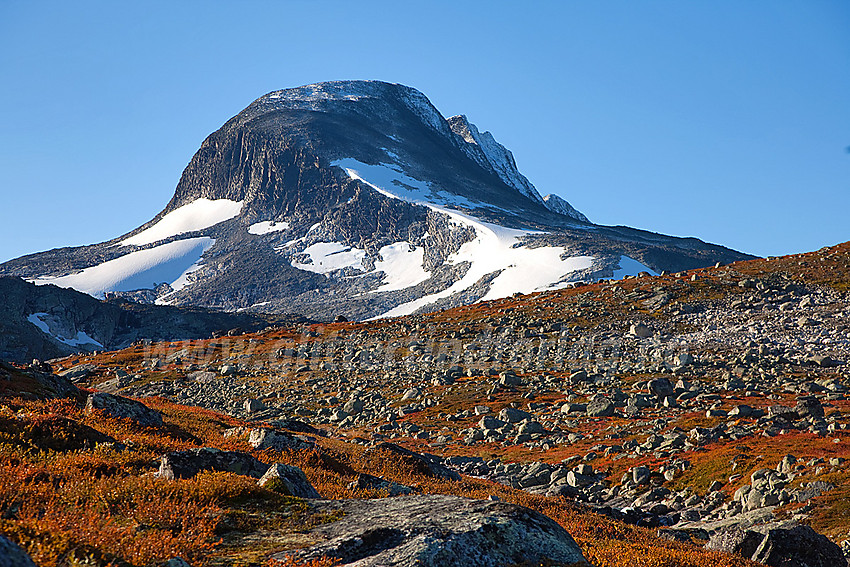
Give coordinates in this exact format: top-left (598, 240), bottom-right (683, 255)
top-left (275, 494), bottom-right (590, 566)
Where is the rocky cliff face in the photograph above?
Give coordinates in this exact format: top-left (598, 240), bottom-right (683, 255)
top-left (0, 81), bottom-right (754, 321)
top-left (0, 277), bottom-right (299, 363)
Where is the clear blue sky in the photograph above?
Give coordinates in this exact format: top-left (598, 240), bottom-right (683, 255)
top-left (1, 1), bottom-right (848, 263)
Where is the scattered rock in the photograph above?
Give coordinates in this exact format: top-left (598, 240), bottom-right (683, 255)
top-left (157, 447), bottom-right (268, 480)
top-left (85, 392), bottom-right (163, 427)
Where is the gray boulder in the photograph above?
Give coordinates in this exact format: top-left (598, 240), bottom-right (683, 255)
top-left (274, 494), bottom-right (590, 566)
top-left (795, 396), bottom-right (825, 419)
top-left (85, 392), bottom-right (163, 427)
top-left (348, 473), bottom-right (415, 496)
top-left (499, 407), bottom-right (532, 423)
top-left (158, 447), bottom-right (268, 480)
top-left (751, 525), bottom-right (845, 567)
top-left (0, 536), bottom-right (37, 567)
top-left (586, 398), bottom-right (615, 417)
top-left (258, 463), bottom-right (321, 498)
top-left (707, 525), bottom-right (845, 567)
top-left (248, 428), bottom-right (302, 450)
top-left (648, 377), bottom-right (674, 403)
top-left (59, 363), bottom-right (100, 382)
top-left (630, 323), bottom-right (653, 338)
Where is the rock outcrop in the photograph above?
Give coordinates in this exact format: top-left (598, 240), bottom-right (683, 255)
top-left (275, 494), bottom-right (590, 566)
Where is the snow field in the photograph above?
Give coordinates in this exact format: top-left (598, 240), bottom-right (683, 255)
top-left (33, 237), bottom-right (216, 298)
top-left (121, 198), bottom-right (242, 246)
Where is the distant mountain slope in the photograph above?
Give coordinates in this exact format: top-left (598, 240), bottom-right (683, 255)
top-left (0, 81), bottom-right (754, 320)
top-left (0, 276), bottom-right (302, 363)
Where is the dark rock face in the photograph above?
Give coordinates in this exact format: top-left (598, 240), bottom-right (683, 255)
top-left (0, 361), bottom-right (81, 400)
top-left (85, 392), bottom-right (163, 427)
top-left (0, 81), bottom-right (755, 322)
top-left (0, 276), bottom-right (301, 363)
top-left (706, 524), bottom-right (846, 567)
top-left (274, 494), bottom-right (590, 567)
top-left (157, 447), bottom-right (268, 480)
top-left (0, 535), bottom-right (37, 567)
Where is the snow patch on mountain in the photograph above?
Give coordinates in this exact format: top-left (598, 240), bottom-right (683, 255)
top-left (376, 209), bottom-right (594, 318)
top-left (122, 198), bottom-right (242, 246)
top-left (27, 313), bottom-right (103, 348)
top-left (331, 159), bottom-right (595, 318)
top-left (613, 256), bottom-right (658, 279)
top-left (372, 242), bottom-right (430, 292)
top-left (292, 242), bottom-right (367, 275)
top-left (33, 237), bottom-right (215, 298)
top-left (248, 220), bottom-right (290, 235)
top-left (333, 159), bottom-right (486, 211)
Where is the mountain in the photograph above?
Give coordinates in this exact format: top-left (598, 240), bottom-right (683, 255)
top-left (0, 80), bottom-right (754, 321)
top-left (0, 276), bottom-right (302, 363)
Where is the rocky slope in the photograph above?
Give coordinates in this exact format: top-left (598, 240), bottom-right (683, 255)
top-left (2, 241), bottom-right (849, 566)
top-left (0, 276), bottom-right (303, 363)
top-left (0, 81), bottom-right (753, 321)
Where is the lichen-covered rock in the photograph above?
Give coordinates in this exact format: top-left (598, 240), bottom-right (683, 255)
top-left (157, 447), bottom-right (268, 480)
top-left (275, 494), bottom-right (589, 566)
top-left (85, 392), bottom-right (163, 426)
top-left (348, 473), bottom-right (415, 496)
top-left (706, 524), bottom-right (845, 567)
top-left (258, 463), bottom-right (320, 498)
top-left (248, 428), bottom-right (309, 450)
top-left (0, 535), bottom-right (37, 567)
top-left (751, 525), bottom-right (845, 567)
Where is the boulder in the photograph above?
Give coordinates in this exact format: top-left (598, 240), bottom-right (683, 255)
top-left (795, 396), bottom-right (824, 419)
top-left (0, 535), bottom-right (37, 567)
top-left (258, 463), bottom-right (320, 498)
top-left (751, 525), bottom-right (845, 567)
top-left (630, 323), bottom-right (653, 338)
top-left (498, 407), bottom-right (532, 423)
top-left (248, 428), bottom-right (300, 450)
top-left (706, 525), bottom-right (845, 567)
top-left (586, 398), bottom-right (615, 417)
top-left (348, 473), bottom-right (415, 496)
top-left (478, 415), bottom-right (506, 430)
top-left (157, 447), bottom-right (268, 480)
top-left (517, 420), bottom-right (546, 435)
top-left (648, 377), bottom-right (674, 403)
top-left (243, 398), bottom-right (266, 413)
top-left (85, 392), bottom-right (163, 427)
top-left (705, 527), bottom-right (763, 558)
top-left (274, 495), bottom-right (590, 566)
top-left (59, 363), bottom-right (100, 382)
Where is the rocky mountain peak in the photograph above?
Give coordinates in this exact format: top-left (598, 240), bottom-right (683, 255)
top-left (0, 80), bottom-right (754, 321)
top-left (446, 114), bottom-right (547, 206)
top-left (542, 193), bottom-right (589, 223)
